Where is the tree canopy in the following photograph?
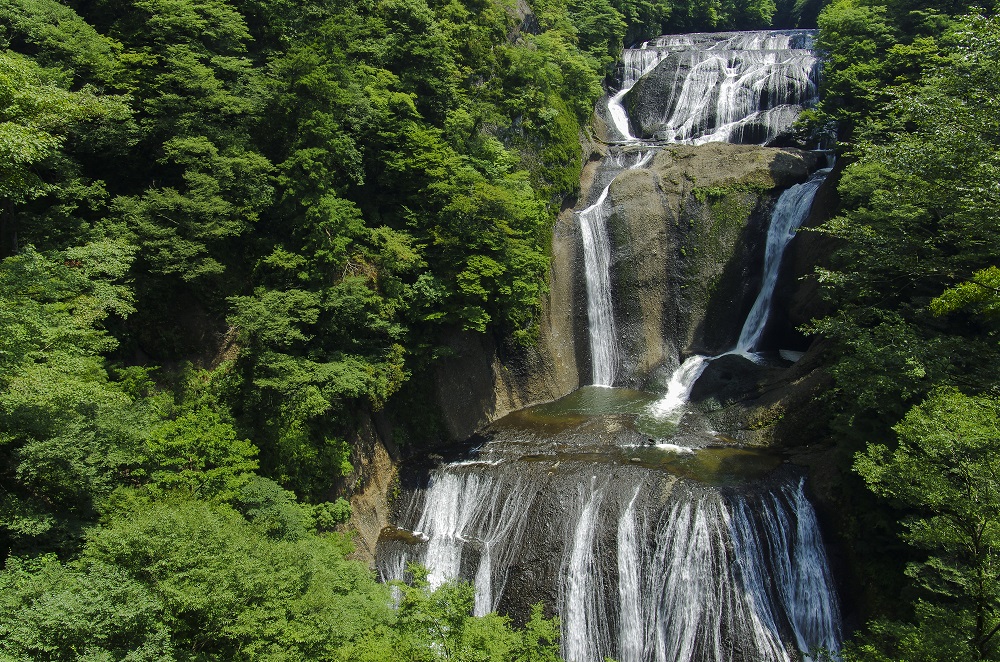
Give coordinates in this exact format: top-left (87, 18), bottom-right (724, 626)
top-left (0, 0), bottom-right (594, 654)
top-left (808, 10), bottom-right (1000, 662)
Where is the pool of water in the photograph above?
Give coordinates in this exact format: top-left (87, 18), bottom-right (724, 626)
top-left (480, 386), bottom-right (786, 486)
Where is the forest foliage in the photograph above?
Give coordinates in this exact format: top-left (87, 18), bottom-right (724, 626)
top-left (0, 0), bottom-right (600, 655)
top-left (0, 0), bottom-right (805, 656)
top-left (6, 0), bottom-right (998, 655)
top-left (808, 2), bottom-right (1000, 659)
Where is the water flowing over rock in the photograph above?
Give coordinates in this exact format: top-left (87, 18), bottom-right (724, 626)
top-left (647, 165), bottom-right (830, 419)
top-left (379, 427), bottom-right (841, 661)
top-left (579, 150), bottom-right (658, 385)
top-left (599, 143), bottom-right (818, 387)
top-left (582, 28), bottom-right (821, 388)
top-left (376, 29), bottom-right (841, 662)
top-left (618, 30), bottom-right (819, 144)
top-left (736, 168), bottom-right (830, 353)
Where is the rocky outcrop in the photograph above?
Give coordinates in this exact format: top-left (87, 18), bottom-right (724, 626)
top-left (428, 150), bottom-right (607, 442)
top-left (683, 343), bottom-right (831, 446)
top-left (345, 143), bottom-right (830, 562)
top-left (601, 142), bottom-right (819, 389)
top-left (337, 412), bottom-right (400, 564)
top-left (506, 0), bottom-right (539, 41)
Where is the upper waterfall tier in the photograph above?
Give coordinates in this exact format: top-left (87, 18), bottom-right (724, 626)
top-left (609, 29), bottom-right (818, 145)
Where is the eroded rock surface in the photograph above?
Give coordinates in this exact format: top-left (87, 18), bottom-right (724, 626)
top-left (600, 143), bottom-right (818, 389)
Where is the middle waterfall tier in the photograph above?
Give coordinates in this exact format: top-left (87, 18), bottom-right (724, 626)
top-left (737, 166), bottom-right (830, 353)
top-left (578, 149), bottom-right (657, 386)
top-left (582, 28), bottom-right (822, 387)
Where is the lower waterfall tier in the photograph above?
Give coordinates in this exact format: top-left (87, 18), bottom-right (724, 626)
top-left (377, 392), bottom-right (842, 662)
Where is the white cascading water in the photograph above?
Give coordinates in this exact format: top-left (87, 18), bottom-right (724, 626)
top-left (579, 150), bottom-right (656, 386)
top-left (562, 479), bottom-right (610, 662)
top-left (589, 29), bottom-right (818, 389)
top-left (614, 30), bottom-right (818, 144)
top-left (377, 29), bottom-right (841, 662)
top-left (579, 186), bottom-right (621, 387)
top-left (736, 167), bottom-right (831, 353)
top-left (729, 480), bottom-right (843, 661)
top-left (379, 466), bottom-right (841, 662)
top-left (647, 355), bottom-right (712, 421)
top-left (403, 470), bottom-right (539, 615)
top-left (617, 486), bottom-right (645, 662)
top-left (649, 167), bottom-right (830, 420)
top-left (607, 48), bottom-right (676, 140)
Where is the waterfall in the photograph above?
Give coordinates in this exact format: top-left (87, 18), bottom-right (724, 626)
top-left (617, 486), bottom-right (645, 662)
top-left (377, 28), bottom-right (841, 662)
top-left (608, 48), bottom-right (676, 140)
top-left (618, 30), bottom-right (819, 145)
top-left (648, 166), bottom-right (829, 419)
top-left (593, 28), bottom-right (821, 389)
top-left (737, 168), bottom-right (830, 353)
top-left (579, 186), bottom-right (620, 387)
top-left (395, 469), bottom-right (539, 616)
top-left (647, 355), bottom-right (712, 421)
top-left (562, 478), bottom-right (611, 662)
top-left (379, 462), bottom-right (841, 662)
top-left (607, 31), bottom-right (816, 142)
top-left (579, 150), bottom-right (656, 386)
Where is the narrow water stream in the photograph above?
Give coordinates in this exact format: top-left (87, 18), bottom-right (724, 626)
top-left (578, 150), bottom-right (657, 385)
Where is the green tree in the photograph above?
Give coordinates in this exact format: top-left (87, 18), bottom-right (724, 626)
top-left (809, 14), bottom-right (1000, 434)
top-left (144, 407), bottom-right (258, 500)
top-left (0, 50), bottom-right (130, 255)
top-left (0, 0), bottom-right (124, 84)
top-left (851, 389), bottom-right (1000, 660)
top-left (0, 557), bottom-right (174, 661)
top-left (931, 266), bottom-right (1000, 331)
top-left (0, 242), bottom-right (145, 558)
top-left (339, 567), bottom-right (561, 662)
top-left (117, 135), bottom-right (274, 284)
top-left (611, 0), bottom-right (671, 44)
top-left (86, 495), bottom-right (396, 659)
top-left (568, 0), bottom-right (627, 71)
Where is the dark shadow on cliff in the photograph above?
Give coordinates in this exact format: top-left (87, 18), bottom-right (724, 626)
top-left (689, 196), bottom-right (771, 354)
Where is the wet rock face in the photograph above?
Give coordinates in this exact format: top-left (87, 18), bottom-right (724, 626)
top-left (689, 352), bottom-right (775, 406)
top-left (622, 52), bottom-right (696, 138)
top-left (600, 143), bottom-right (819, 389)
top-left (618, 31), bottom-right (818, 146)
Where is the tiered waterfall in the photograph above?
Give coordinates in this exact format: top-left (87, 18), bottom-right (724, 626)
top-left (377, 29), bottom-right (840, 662)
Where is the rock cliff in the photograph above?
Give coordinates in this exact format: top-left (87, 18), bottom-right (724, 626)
top-left (600, 142), bottom-right (819, 389)
top-left (347, 142), bottom-right (833, 563)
